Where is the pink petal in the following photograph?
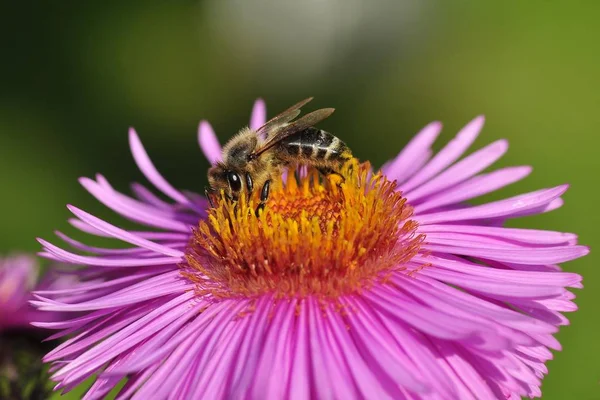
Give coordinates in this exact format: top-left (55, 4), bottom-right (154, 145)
top-left (115, 364), bottom-right (160, 399)
top-left (323, 304), bottom-right (399, 399)
top-left (416, 267), bottom-right (565, 299)
top-left (68, 218), bottom-right (109, 237)
top-left (415, 255), bottom-right (582, 287)
top-left (129, 128), bottom-right (193, 206)
top-left (414, 166), bottom-right (532, 213)
top-left (382, 121), bottom-right (441, 184)
top-left (67, 206), bottom-right (184, 258)
top-left (250, 98), bottom-right (267, 130)
top-left (52, 294), bottom-right (196, 382)
top-left (132, 300), bottom-right (246, 399)
top-left (130, 183), bottom-right (173, 210)
top-left (406, 139), bottom-right (509, 203)
top-left (286, 301), bottom-right (312, 400)
top-left (307, 300), bottom-right (365, 398)
top-left (54, 231), bottom-right (153, 256)
top-left (371, 306), bottom-right (460, 398)
top-left (366, 286), bottom-right (486, 341)
top-left (79, 178), bottom-right (191, 232)
top-left (343, 297), bottom-right (429, 394)
top-left (228, 296), bottom-right (274, 395)
top-left (421, 243), bottom-right (589, 265)
top-left (251, 300), bottom-right (297, 399)
top-left (401, 116), bottom-right (484, 193)
top-left (108, 299), bottom-right (232, 376)
top-left (194, 309), bottom-right (256, 398)
top-left (37, 238), bottom-right (181, 268)
top-left (198, 121), bottom-right (222, 165)
top-left (436, 341), bottom-right (497, 399)
top-left (416, 185), bottom-right (568, 225)
top-left (418, 224), bottom-right (577, 245)
top-left (395, 274), bottom-right (554, 334)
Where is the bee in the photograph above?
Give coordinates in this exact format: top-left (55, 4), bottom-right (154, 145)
top-left (206, 98), bottom-right (353, 214)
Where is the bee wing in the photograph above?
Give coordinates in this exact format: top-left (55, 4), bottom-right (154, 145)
top-left (256, 97), bottom-right (314, 140)
top-left (250, 107), bottom-right (335, 158)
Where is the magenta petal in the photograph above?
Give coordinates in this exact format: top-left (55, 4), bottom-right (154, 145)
top-left (68, 218), bottom-right (112, 237)
top-left (416, 185), bottom-right (568, 224)
top-left (418, 224), bottom-right (576, 245)
top-left (67, 205), bottom-right (184, 258)
top-left (250, 98), bottom-right (267, 130)
top-left (366, 286), bottom-right (488, 342)
top-left (323, 304), bottom-right (400, 399)
top-left (115, 363), bottom-right (160, 400)
top-left (383, 121), bottom-right (441, 184)
top-left (402, 115), bottom-right (484, 193)
top-left (54, 231), bottom-right (152, 256)
top-left (52, 294), bottom-right (196, 383)
top-left (510, 197), bottom-right (564, 218)
top-left (436, 341), bottom-right (498, 399)
top-left (227, 296), bottom-right (273, 395)
top-left (78, 178), bottom-right (191, 232)
top-left (306, 300), bottom-right (365, 399)
top-left (130, 183), bottom-right (173, 209)
top-left (342, 297), bottom-right (429, 394)
top-left (129, 128), bottom-right (193, 207)
top-left (414, 166), bottom-right (532, 213)
top-left (414, 266), bottom-right (565, 299)
top-left (397, 274), bottom-right (556, 333)
top-left (194, 309), bottom-right (256, 398)
top-left (107, 299), bottom-right (229, 376)
top-left (372, 308), bottom-right (460, 398)
top-left (406, 139), bottom-right (509, 203)
top-left (36, 276), bottom-right (192, 312)
top-left (131, 300), bottom-right (246, 399)
top-left (249, 300), bottom-right (297, 399)
top-left (421, 243), bottom-right (589, 265)
top-left (38, 238), bottom-right (181, 268)
top-left (44, 306), bottom-right (149, 362)
top-left (198, 121), bottom-right (222, 165)
top-left (413, 255), bottom-right (581, 287)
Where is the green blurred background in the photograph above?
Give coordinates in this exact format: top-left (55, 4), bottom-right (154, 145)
top-left (1, 1), bottom-right (598, 398)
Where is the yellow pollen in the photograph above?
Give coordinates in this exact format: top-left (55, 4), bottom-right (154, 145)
top-left (184, 161), bottom-right (424, 300)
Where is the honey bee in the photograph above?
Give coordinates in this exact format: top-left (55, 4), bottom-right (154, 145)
top-left (206, 98), bottom-right (353, 214)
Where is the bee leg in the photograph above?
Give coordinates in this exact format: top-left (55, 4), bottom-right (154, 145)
top-left (261, 180), bottom-right (271, 202)
top-left (245, 172), bottom-right (254, 202)
top-left (255, 203), bottom-right (265, 217)
top-left (255, 179), bottom-right (271, 217)
top-left (205, 187), bottom-right (216, 208)
top-left (317, 167), bottom-right (345, 186)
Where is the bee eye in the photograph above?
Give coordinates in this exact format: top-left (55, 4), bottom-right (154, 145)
top-left (227, 172), bottom-right (242, 193)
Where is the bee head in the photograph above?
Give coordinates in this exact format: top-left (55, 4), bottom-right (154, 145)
top-left (208, 163), bottom-right (243, 201)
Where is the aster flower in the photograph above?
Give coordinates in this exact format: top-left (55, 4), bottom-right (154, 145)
top-left (0, 254), bottom-right (64, 331)
top-left (1, 255), bottom-right (69, 399)
top-left (35, 99), bottom-right (587, 399)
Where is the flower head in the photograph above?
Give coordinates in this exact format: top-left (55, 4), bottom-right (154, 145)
top-left (187, 161), bottom-right (422, 300)
top-left (0, 255), bottom-right (69, 399)
top-left (0, 254), bottom-right (65, 331)
top-left (35, 100), bottom-right (588, 399)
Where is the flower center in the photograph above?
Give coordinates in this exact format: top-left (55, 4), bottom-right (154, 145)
top-left (184, 161), bottom-right (424, 300)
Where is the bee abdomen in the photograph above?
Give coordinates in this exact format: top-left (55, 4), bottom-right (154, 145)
top-left (281, 127), bottom-right (351, 164)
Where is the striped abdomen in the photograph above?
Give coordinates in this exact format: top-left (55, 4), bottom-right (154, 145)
top-left (278, 127), bottom-right (352, 167)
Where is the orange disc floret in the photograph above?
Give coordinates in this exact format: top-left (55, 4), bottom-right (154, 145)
top-left (184, 161), bottom-right (424, 300)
